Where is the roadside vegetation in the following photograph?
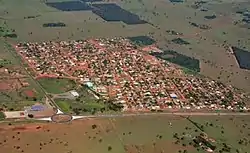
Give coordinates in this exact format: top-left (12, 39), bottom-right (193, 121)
top-left (0, 21), bottom-right (17, 38)
top-left (38, 78), bottom-right (77, 94)
top-left (55, 99), bottom-right (107, 115)
top-left (0, 101), bottom-right (37, 111)
top-left (54, 85), bottom-right (123, 115)
top-left (0, 40), bottom-right (44, 112)
top-left (128, 36), bottom-right (156, 46)
top-left (0, 111), bottom-right (5, 120)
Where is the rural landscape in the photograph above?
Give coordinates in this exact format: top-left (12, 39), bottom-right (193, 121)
top-left (0, 0), bottom-right (250, 153)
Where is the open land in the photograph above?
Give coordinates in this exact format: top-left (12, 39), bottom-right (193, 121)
top-left (1, 115), bottom-right (250, 153)
top-left (0, 39), bottom-right (46, 111)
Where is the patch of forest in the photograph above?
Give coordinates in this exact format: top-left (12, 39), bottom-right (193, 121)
top-left (150, 50), bottom-right (200, 72)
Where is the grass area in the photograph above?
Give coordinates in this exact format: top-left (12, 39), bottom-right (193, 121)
top-left (1, 115), bottom-right (250, 153)
top-left (0, 101), bottom-right (37, 111)
top-left (0, 39), bottom-right (45, 109)
top-left (38, 78), bottom-right (77, 94)
top-left (54, 86), bottom-right (122, 115)
top-left (55, 98), bottom-right (108, 115)
top-left (0, 21), bottom-right (17, 38)
top-left (55, 100), bottom-right (71, 112)
top-left (0, 58), bottom-right (11, 67)
top-left (128, 36), bottom-right (156, 46)
top-left (0, 112), bottom-right (5, 120)
top-left (182, 67), bottom-right (199, 75)
top-left (150, 50), bottom-right (200, 72)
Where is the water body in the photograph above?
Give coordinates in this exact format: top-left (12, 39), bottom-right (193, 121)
top-left (232, 47), bottom-right (250, 70)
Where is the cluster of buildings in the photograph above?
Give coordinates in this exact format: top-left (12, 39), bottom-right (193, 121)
top-left (16, 38), bottom-right (249, 111)
top-left (4, 104), bottom-right (55, 119)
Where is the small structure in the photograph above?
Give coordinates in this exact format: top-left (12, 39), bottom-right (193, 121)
top-left (31, 105), bottom-right (46, 111)
top-left (25, 104), bottom-right (56, 118)
top-left (4, 111), bottom-right (26, 119)
top-left (170, 93), bottom-right (178, 99)
top-left (85, 81), bottom-right (94, 89)
top-left (70, 90), bottom-right (80, 97)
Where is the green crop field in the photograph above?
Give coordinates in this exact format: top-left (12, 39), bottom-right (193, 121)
top-left (37, 78), bottom-right (77, 94)
top-left (55, 100), bottom-right (71, 112)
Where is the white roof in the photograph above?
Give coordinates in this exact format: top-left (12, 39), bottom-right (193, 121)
top-left (170, 93), bottom-right (178, 98)
top-left (70, 91), bottom-right (79, 97)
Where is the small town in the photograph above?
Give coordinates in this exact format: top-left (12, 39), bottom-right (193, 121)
top-left (15, 38), bottom-right (249, 112)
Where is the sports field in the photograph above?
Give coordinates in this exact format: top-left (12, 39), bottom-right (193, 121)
top-left (0, 115), bottom-right (250, 153)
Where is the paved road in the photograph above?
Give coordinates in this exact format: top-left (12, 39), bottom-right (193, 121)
top-left (1, 111), bottom-right (250, 124)
top-left (84, 112), bottom-right (250, 119)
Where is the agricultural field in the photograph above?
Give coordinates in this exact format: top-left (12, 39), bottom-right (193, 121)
top-left (0, 115), bottom-right (250, 153)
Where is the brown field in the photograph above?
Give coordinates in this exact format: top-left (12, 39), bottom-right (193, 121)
top-left (1, 115), bottom-right (250, 153)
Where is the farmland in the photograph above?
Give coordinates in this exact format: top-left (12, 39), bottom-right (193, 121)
top-left (1, 115), bottom-right (250, 153)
